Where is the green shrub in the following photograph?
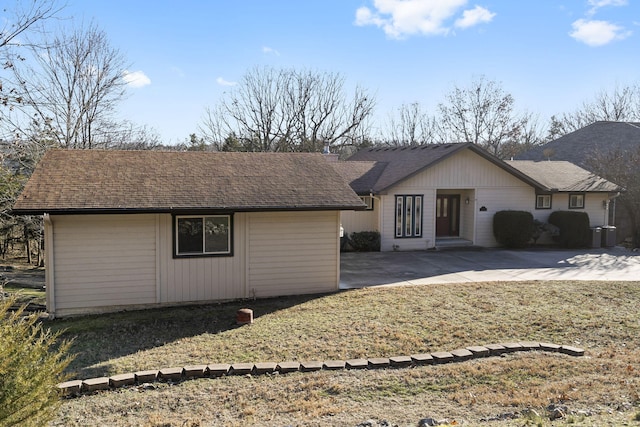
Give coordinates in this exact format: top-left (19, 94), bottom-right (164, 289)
top-left (493, 210), bottom-right (534, 248)
top-left (0, 295), bottom-right (73, 426)
top-left (349, 231), bottom-right (381, 252)
top-left (548, 211), bottom-right (591, 248)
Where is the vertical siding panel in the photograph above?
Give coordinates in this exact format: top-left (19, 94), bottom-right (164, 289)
top-left (247, 211), bottom-right (340, 298)
top-left (158, 213), bottom-right (246, 304)
top-left (52, 214), bottom-right (157, 315)
top-left (376, 149), bottom-right (538, 251)
top-left (340, 208), bottom-right (378, 234)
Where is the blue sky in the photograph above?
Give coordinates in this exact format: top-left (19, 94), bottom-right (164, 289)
top-left (63, 0), bottom-right (639, 144)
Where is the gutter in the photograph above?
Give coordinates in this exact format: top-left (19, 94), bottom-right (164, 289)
top-left (12, 204), bottom-right (368, 216)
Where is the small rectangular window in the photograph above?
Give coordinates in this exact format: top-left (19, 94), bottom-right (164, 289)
top-left (360, 196), bottom-right (374, 210)
top-left (175, 215), bottom-right (231, 257)
top-left (536, 194), bottom-right (551, 209)
top-left (569, 193), bottom-right (585, 209)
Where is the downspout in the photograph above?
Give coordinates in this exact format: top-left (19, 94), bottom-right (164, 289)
top-left (43, 214), bottom-right (56, 318)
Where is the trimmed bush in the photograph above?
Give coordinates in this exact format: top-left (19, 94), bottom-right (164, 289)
top-left (548, 211), bottom-right (591, 248)
top-left (493, 210), bottom-right (534, 248)
top-left (0, 295), bottom-right (73, 426)
top-left (348, 231), bottom-right (381, 252)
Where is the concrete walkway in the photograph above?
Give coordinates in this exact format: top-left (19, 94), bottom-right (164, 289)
top-left (339, 247), bottom-right (640, 289)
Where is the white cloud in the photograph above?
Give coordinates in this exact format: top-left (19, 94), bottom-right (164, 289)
top-left (262, 46), bottom-right (280, 56)
top-left (570, 18), bottom-right (631, 46)
top-left (454, 5), bottom-right (495, 29)
top-left (122, 70), bottom-right (151, 88)
top-left (587, 0), bottom-right (627, 15)
top-left (588, 0), bottom-right (627, 8)
top-left (355, 0), bottom-right (495, 39)
top-left (216, 77), bottom-right (236, 86)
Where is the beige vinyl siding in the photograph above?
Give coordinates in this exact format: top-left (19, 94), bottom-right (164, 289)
top-left (473, 187), bottom-right (534, 247)
top-left (51, 214), bottom-right (157, 313)
top-left (546, 194), bottom-right (609, 227)
top-left (247, 211), bottom-right (339, 297)
top-left (379, 149), bottom-right (533, 250)
top-left (157, 213), bottom-right (247, 303)
top-left (340, 207), bottom-right (379, 234)
top-left (380, 191), bottom-right (435, 251)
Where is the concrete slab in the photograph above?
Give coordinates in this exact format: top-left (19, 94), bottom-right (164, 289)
top-left (340, 247), bottom-right (640, 289)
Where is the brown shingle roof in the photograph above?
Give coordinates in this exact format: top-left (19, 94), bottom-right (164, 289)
top-left (329, 161), bottom-right (388, 195)
top-left (13, 150), bottom-right (365, 214)
top-left (343, 143), bottom-right (622, 194)
top-left (507, 160), bottom-right (622, 193)
top-left (346, 143), bottom-right (546, 193)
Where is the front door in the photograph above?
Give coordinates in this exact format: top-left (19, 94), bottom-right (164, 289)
top-left (436, 195), bottom-right (460, 237)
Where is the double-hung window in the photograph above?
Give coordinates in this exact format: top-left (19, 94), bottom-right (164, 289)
top-left (395, 195), bottom-right (423, 238)
top-left (536, 194), bottom-right (552, 209)
top-left (175, 214), bottom-right (232, 257)
top-left (569, 193), bottom-right (585, 209)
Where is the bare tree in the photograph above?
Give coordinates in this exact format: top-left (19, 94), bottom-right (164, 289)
top-left (1, 0), bottom-right (62, 122)
top-left (381, 102), bottom-right (437, 147)
top-left (585, 146), bottom-right (640, 246)
top-left (547, 83), bottom-right (640, 140)
top-left (436, 75), bottom-right (539, 158)
top-left (200, 66), bottom-right (375, 153)
top-left (11, 22), bottom-right (128, 149)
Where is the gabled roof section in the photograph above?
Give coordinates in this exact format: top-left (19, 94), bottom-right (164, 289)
top-left (517, 121), bottom-right (640, 168)
top-left (507, 160), bottom-right (622, 193)
top-left (345, 143), bottom-right (547, 193)
top-left (330, 161), bottom-right (388, 195)
top-left (13, 150), bottom-right (366, 215)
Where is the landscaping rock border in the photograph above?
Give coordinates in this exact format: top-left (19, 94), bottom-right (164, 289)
top-left (57, 341), bottom-right (585, 398)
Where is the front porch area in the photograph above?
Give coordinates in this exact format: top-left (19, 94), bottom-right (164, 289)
top-left (434, 236), bottom-right (474, 249)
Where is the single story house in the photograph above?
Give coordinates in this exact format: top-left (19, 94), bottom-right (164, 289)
top-left (12, 150), bottom-right (365, 317)
top-left (517, 121), bottom-right (640, 243)
top-left (333, 143), bottom-right (622, 251)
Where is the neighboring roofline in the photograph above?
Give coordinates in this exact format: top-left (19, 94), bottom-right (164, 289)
top-left (371, 143), bottom-right (550, 194)
top-left (11, 205), bottom-right (366, 216)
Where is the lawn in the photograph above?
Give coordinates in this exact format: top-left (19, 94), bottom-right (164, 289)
top-left (46, 280), bottom-right (640, 426)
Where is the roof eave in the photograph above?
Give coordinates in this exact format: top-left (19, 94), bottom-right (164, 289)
top-left (12, 204), bottom-right (367, 216)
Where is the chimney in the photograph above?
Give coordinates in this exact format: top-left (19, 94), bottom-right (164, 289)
top-left (322, 141), bottom-right (339, 162)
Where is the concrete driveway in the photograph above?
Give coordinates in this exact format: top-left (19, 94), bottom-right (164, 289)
top-left (339, 247), bottom-right (640, 289)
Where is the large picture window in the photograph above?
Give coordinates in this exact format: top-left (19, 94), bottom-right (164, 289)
top-left (395, 195), bottom-right (423, 238)
top-left (175, 215), bottom-right (232, 257)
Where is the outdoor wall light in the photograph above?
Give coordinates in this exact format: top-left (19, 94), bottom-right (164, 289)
top-left (465, 197), bottom-right (470, 205)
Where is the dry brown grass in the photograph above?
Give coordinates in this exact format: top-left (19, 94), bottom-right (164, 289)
top-left (48, 280), bottom-right (640, 426)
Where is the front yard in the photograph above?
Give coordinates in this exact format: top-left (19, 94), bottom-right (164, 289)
top-left (41, 279), bottom-right (640, 426)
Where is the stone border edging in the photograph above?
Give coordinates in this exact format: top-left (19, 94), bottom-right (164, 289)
top-left (57, 342), bottom-right (585, 397)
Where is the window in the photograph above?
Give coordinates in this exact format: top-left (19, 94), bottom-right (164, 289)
top-left (569, 193), bottom-right (585, 209)
top-left (536, 194), bottom-right (552, 209)
top-left (175, 215), bottom-right (232, 257)
top-left (360, 196), bottom-right (374, 210)
top-left (395, 195), bottom-right (423, 238)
